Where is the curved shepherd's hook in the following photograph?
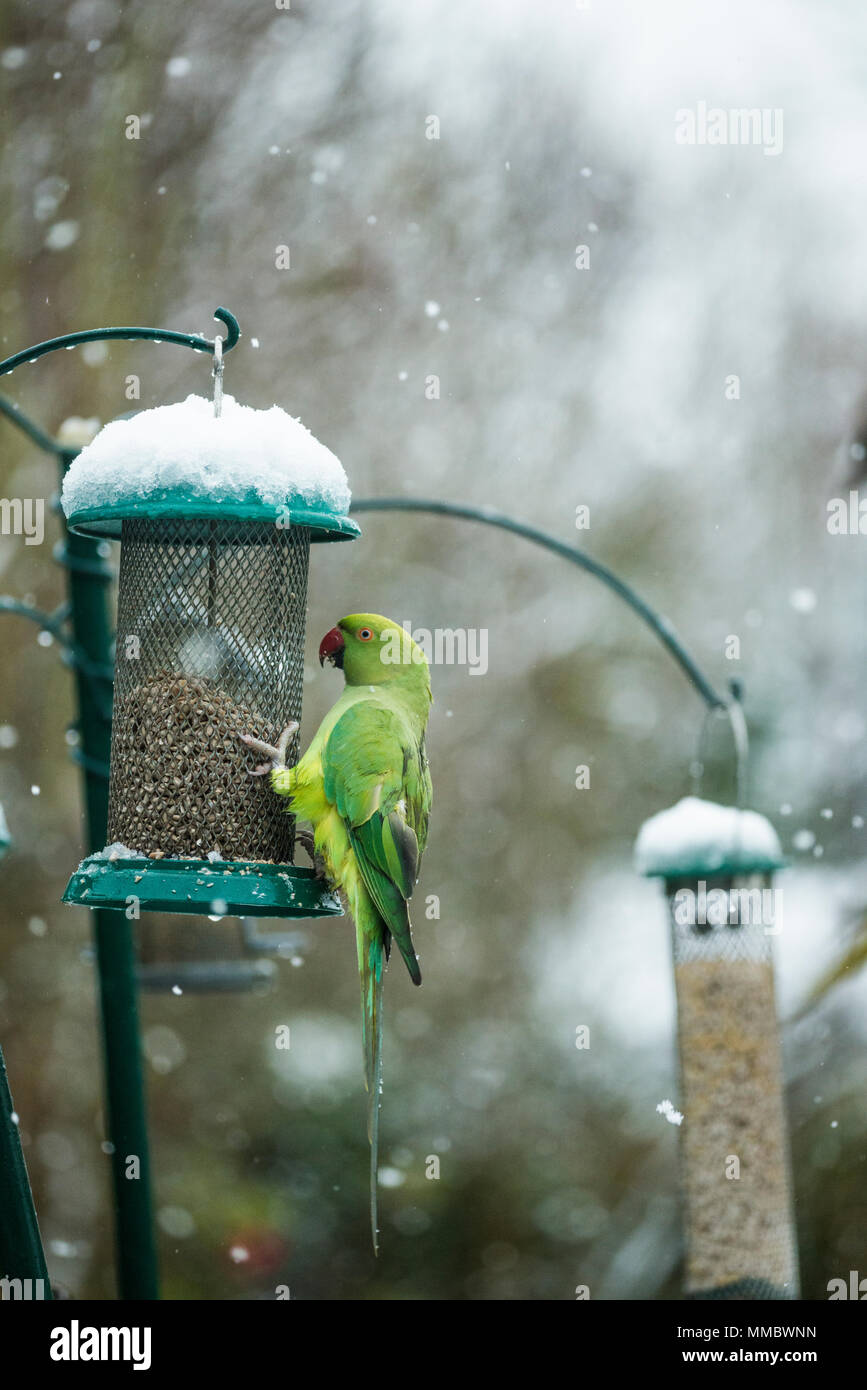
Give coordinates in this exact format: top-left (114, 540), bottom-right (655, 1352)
top-left (351, 496), bottom-right (748, 801)
top-left (0, 306), bottom-right (240, 379)
top-left (351, 497), bottom-right (732, 710)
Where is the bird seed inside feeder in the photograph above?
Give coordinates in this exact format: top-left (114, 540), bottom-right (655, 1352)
top-left (668, 885), bottom-right (798, 1297)
top-left (107, 673), bottom-right (294, 862)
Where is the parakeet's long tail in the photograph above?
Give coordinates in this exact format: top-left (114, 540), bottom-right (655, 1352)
top-left (358, 923), bottom-right (385, 1255)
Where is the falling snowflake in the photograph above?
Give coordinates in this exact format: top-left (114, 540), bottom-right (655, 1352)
top-left (656, 1099), bottom-right (684, 1126)
top-left (789, 588), bottom-right (817, 613)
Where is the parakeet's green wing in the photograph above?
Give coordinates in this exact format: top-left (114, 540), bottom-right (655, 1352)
top-left (321, 700), bottom-right (430, 1252)
top-left (322, 701), bottom-right (431, 986)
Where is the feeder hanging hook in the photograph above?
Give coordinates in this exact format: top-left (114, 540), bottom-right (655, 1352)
top-left (212, 333), bottom-right (224, 418)
top-left (0, 305), bottom-right (241, 379)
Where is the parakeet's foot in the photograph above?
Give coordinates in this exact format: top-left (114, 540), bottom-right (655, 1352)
top-left (293, 829), bottom-right (328, 880)
top-left (294, 828), bottom-right (315, 858)
top-left (239, 721), bottom-right (299, 775)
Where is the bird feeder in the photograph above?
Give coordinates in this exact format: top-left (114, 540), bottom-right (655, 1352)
top-left (635, 796), bottom-right (799, 1300)
top-left (61, 392), bottom-right (357, 920)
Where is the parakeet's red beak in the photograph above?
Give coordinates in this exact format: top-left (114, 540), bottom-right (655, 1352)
top-left (319, 626), bottom-right (345, 669)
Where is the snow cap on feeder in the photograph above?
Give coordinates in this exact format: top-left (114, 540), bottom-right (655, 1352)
top-left (61, 392), bottom-right (357, 920)
top-left (61, 393), bottom-right (355, 538)
top-left (634, 796), bottom-right (785, 883)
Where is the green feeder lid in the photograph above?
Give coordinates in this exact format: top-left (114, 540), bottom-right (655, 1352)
top-left (62, 855), bottom-right (344, 920)
top-left (634, 796), bottom-right (785, 879)
top-left (64, 492), bottom-right (360, 541)
top-left (60, 393), bottom-right (360, 543)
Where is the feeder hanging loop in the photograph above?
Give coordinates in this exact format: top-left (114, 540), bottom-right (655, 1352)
top-left (212, 332), bottom-right (224, 418)
top-left (726, 680), bottom-right (750, 807)
top-left (692, 681), bottom-right (751, 808)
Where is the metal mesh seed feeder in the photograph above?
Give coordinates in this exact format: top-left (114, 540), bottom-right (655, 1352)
top-left (61, 391), bottom-right (358, 918)
top-left (635, 796), bottom-right (799, 1299)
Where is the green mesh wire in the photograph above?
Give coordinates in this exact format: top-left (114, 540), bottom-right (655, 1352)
top-left (106, 518), bottom-right (309, 863)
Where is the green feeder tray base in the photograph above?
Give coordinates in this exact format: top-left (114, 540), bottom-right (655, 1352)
top-left (62, 855), bottom-right (344, 919)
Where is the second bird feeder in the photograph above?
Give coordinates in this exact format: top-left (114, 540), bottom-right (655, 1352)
top-left (635, 796), bottom-right (799, 1300)
top-left (61, 392), bottom-right (358, 920)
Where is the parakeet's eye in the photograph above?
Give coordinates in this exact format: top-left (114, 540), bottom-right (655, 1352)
top-left (357, 627), bottom-right (374, 642)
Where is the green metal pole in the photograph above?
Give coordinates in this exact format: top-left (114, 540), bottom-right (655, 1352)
top-left (89, 910), bottom-right (158, 1299)
top-left (0, 1043), bottom-right (51, 1297)
top-left (59, 461), bottom-right (159, 1300)
top-left (0, 313), bottom-right (239, 1303)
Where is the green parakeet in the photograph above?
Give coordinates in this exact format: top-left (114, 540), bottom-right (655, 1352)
top-left (241, 613), bottom-right (432, 1252)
